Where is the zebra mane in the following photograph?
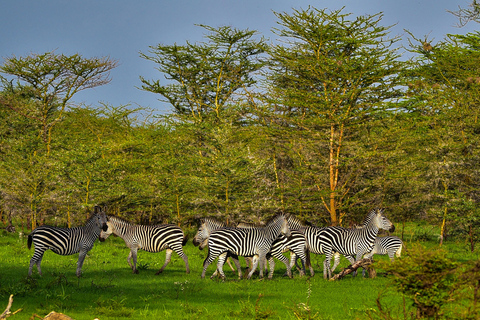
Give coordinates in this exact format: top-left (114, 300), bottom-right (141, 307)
top-left (265, 213), bottom-right (288, 227)
top-left (106, 215), bottom-right (133, 225)
top-left (361, 208), bottom-right (384, 226)
top-left (237, 222), bottom-right (262, 228)
top-left (287, 215), bottom-right (306, 227)
top-left (199, 216), bottom-right (226, 227)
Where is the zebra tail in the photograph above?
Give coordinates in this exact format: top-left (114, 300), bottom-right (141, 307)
top-left (28, 233), bottom-right (33, 249)
top-left (182, 234), bottom-right (188, 246)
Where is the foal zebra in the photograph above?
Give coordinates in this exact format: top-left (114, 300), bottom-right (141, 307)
top-left (99, 216), bottom-right (190, 274)
top-left (28, 206), bottom-right (109, 277)
top-left (318, 208), bottom-right (395, 279)
top-left (201, 214), bottom-right (291, 280)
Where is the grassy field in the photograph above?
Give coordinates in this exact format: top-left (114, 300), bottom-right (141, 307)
top-left (0, 223), bottom-right (478, 320)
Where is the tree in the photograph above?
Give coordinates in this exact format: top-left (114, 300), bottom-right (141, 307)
top-left (139, 25), bottom-right (271, 222)
top-left (263, 7), bottom-right (404, 225)
top-left (140, 25), bottom-right (266, 122)
top-left (0, 51), bottom-right (118, 153)
top-left (0, 52), bottom-right (117, 228)
top-left (404, 31), bottom-right (480, 247)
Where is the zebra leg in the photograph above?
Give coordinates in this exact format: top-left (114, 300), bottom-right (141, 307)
top-left (76, 250), bottom-right (88, 278)
top-left (171, 245), bottom-right (190, 274)
top-left (226, 257), bottom-right (235, 272)
top-left (292, 249), bottom-right (307, 277)
top-left (29, 248), bottom-right (45, 276)
top-left (156, 248), bottom-right (173, 275)
top-left (214, 252), bottom-right (228, 280)
top-left (305, 251), bottom-right (314, 277)
top-left (258, 255), bottom-right (265, 279)
top-left (271, 251), bottom-right (292, 279)
top-left (363, 252), bottom-right (374, 277)
top-left (267, 256), bottom-right (276, 279)
top-left (231, 255), bottom-right (243, 279)
top-left (323, 250), bottom-right (333, 279)
top-left (247, 254), bottom-right (260, 279)
top-left (128, 249), bottom-right (139, 274)
top-left (201, 250), bottom-right (217, 279)
top-left (210, 252), bottom-right (227, 278)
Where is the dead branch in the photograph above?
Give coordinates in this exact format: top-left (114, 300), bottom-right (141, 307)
top-left (329, 258), bottom-right (374, 281)
top-left (0, 295), bottom-right (20, 319)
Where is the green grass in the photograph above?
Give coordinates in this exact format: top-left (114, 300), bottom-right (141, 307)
top-left (0, 228), bottom-right (477, 320)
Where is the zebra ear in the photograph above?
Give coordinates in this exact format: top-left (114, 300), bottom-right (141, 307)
top-left (94, 206), bottom-right (101, 214)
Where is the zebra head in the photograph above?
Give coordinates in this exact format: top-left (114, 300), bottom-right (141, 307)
top-left (94, 206), bottom-right (109, 242)
top-left (193, 217), bottom-right (225, 249)
top-left (365, 208), bottom-right (395, 233)
top-left (266, 214), bottom-right (291, 238)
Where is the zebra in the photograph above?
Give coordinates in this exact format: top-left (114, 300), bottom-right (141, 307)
top-left (201, 214), bottom-right (291, 280)
top-left (236, 221), bottom-right (307, 278)
top-left (318, 208), bottom-right (395, 279)
top-left (364, 235), bottom-right (403, 260)
top-left (361, 235), bottom-right (403, 277)
top-left (284, 214), bottom-right (341, 277)
top-left (27, 205), bottom-right (109, 277)
top-left (289, 224), bottom-right (342, 277)
top-left (193, 217), bottom-right (243, 279)
top-left (99, 215), bottom-right (190, 274)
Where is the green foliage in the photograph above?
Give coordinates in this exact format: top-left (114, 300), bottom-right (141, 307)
top-left (140, 25), bottom-right (266, 121)
top-left (378, 245), bottom-right (458, 318)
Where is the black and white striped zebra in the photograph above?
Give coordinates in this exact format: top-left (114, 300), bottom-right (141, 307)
top-left (318, 208), bottom-right (395, 279)
top-left (360, 235), bottom-right (403, 277)
top-left (27, 206), bottom-right (109, 277)
top-left (99, 215), bottom-right (190, 274)
top-left (364, 236), bottom-right (403, 260)
top-left (201, 214), bottom-right (291, 280)
top-left (237, 221), bottom-right (308, 279)
top-left (193, 217), bottom-right (243, 279)
top-left (286, 217), bottom-right (342, 277)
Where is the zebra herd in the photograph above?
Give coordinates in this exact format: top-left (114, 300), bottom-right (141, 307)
top-left (26, 207), bottom-right (402, 280)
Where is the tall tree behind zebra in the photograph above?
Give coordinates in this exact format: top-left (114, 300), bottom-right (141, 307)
top-left (318, 208), bottom-right (395, 279)
top-left (99, 215), bottom-right (190, 274)
top-left (201, 214), bottom-right (291, 280)
top-left (27, 206), bottom-right (109, 277)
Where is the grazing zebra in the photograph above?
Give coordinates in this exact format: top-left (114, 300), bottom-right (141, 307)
top-left (361, 236), bottom-right (403, 277)
top-left (201, 214), bottom-right (291, 280)
top-left (99, 216), bottom-right (190, 274)
top-left (27, 206), bottom-right (109, 277)
top-left (193, 217), bottom-right (243, 279)
top-left (318, 208), bottom-right (395, 279)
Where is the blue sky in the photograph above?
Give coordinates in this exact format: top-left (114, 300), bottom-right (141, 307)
top-left (0, 0), bottom-right (477, 114)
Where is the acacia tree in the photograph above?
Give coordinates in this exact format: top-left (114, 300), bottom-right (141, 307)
top-left (264, 8), bottom-right (404, 225)
top-left (0, 52), bottom-right (117, 228)
top-left (0, 52), bottom-right (118, 153)
top-left (139, 25), bottom-right (270, 221)
top-left (140, 25), bottom-right (266, 122)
